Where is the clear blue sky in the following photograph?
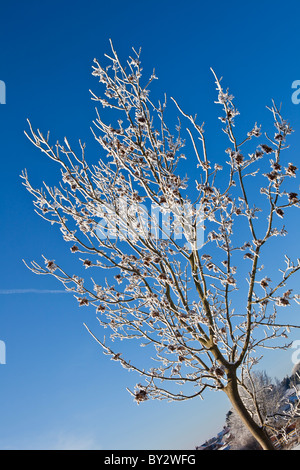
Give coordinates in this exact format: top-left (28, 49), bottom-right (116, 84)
top-left (1, 0), bottom-right (300, 450)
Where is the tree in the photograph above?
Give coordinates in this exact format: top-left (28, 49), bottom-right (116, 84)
top-left (227, 409), bottom-right (261, 450)
top-left (22, 41), bottom-right (300, 450)
top-left (227, 371), bottom-right (288, 449)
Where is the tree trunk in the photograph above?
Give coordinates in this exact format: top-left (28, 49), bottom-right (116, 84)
top-left (225, 372), bottom-right (276, 450)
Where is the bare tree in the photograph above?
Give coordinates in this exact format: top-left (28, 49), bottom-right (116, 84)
top-left (227, 410), bottom-right (261, 450)
top-left (227, 371), bottom-right (291, 449)
top-left (21, 41), bottom-right (300, 450)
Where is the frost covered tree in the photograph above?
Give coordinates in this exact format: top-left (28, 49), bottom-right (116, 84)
top-left (227, 371), bottom-right (290, 449)
top-left (22, 42), bottom-right (300, 450)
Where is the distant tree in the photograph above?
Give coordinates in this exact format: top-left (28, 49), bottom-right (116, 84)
top-left (227, 409), bottom-right (261, 450)
top-left (280, 375), bottom-right (291, 390)
top-left (22, 42), bottom-right (300, 450)
top-left (227, 371), bottom-right (288, 449)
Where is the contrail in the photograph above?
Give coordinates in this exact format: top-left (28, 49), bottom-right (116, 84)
top-left (0, 289), bottom-right (72, 295)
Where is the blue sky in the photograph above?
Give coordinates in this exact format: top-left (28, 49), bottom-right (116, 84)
top-left (1, 0), bottom-right (300, 450)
